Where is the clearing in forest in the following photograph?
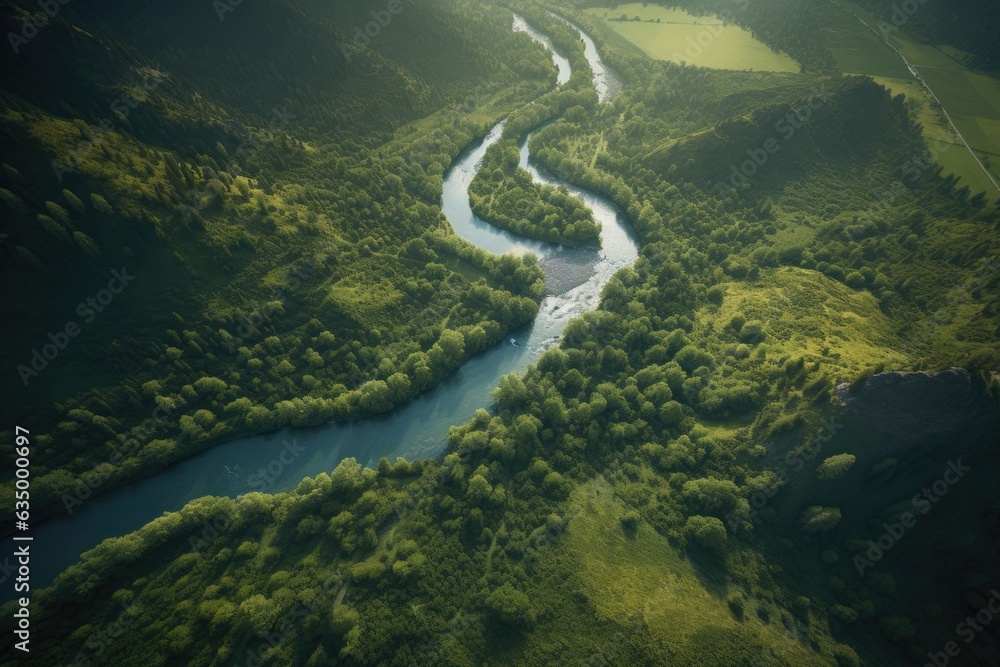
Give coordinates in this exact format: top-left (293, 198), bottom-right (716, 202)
top-left (584, 4), bottom-right (799, 73)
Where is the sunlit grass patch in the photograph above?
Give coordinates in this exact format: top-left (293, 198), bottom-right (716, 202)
top-left (585, 4), bottom-right (798, 73)
top-left (699, 267), bottom-right (908, 377)
top-left (326, 275), bottom-right (406, 329)
top-left (560, 477), bottom-right (828, 665)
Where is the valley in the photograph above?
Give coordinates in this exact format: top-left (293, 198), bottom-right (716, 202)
top-left (0, 1), bottom-right (998, 665)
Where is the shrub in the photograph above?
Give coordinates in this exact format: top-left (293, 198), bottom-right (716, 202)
top-left (830, 604), bottom-right (858, 624)
top-left (485, 584), bottom-right (536, 628)
top-left (620, 510), bottom-right (640, 532)
top-left (880, 615), bottom-right (916, 642)
top-left (727, 593), bottom-right (745, 620)
top-left (674, 345), bottom-right (714, 373)
top-left (684, 515), bottom-right (727, 551)
top-left (798, 506), bottom-right (841, 533)
top-left (739, 320), bottom-right (765, 344)
top-left (332, 606), bottom-right (359, 637)
top-left (845, 271), bottom-right (866, 288)
top-left (817, 454), bottom-right (856, 480)
top-left (832, 644), bottom-right (861, 667)
top-left (90, 193), bottom-right (113, 214)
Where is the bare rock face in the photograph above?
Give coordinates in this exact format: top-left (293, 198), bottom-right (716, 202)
top-left (835, 368), bottom-right (990, 439)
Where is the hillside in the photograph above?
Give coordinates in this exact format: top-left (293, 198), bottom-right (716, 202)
top-left (0, 0), bottom-right (555, 522)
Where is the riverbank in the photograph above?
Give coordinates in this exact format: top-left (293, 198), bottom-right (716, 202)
top-left (0, 11), bottom-right (639, 601)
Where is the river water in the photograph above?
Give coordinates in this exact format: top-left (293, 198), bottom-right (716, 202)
top-left (3, 14), bottom-right (635, 599)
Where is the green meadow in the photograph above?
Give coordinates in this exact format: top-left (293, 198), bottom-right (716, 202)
top-left (584, 4), bottom-right (799, 72)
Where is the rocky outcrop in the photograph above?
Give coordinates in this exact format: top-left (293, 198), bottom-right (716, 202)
top-left (835, 368), bottom-right (992, 439)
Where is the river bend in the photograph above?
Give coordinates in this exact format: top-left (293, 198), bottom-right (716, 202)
top-left (2, 13), bottom-right (636, 598)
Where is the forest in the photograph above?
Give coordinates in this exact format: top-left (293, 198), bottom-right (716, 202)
top-left (1, 0), bottom-right (999, 665)
top-left (0, 0), bottom-right (553, 522)
top-left (468, 10), bottom-right (602, 245)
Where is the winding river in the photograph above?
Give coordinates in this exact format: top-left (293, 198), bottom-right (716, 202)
top-left (2, 14), bottom-right (635, 599)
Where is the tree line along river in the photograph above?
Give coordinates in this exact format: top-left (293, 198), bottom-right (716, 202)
top-left (0, 13), bottom-right (637, 600)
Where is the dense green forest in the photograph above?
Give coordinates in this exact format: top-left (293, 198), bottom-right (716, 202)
top-left (2, 0), bottom-right (999, 665)
top-left (0, 0), bottom-right (555, 522)
top-left (468, 11), bottom-right (602, 245)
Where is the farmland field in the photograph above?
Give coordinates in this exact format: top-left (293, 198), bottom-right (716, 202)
top-left (893, 34), bottom-right (1000, 195)
top-left (824, 12), bottom-right (910, 78)
top-left (870, 75), bottom-right (999, 197)
top-left (827, 1), bottom-right (1000, 199)
top-left (584, 4), bottom-right (799, 72)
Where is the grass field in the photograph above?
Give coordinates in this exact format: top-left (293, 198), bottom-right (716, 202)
top-left (917, 66), bottom-right (1000, 119)
top-left (823, 14), bottom-right (910, 78)
top-left (559, 477), bottom-right (826, 666)
top-left (891, 33), bottom-right (1000, 198)
top-left (584, 4), bottom-right (799, 73)
top-left (826, 1), bottom-right (1000, 200)
top-left (697, 267), bottom-right (909, 378)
